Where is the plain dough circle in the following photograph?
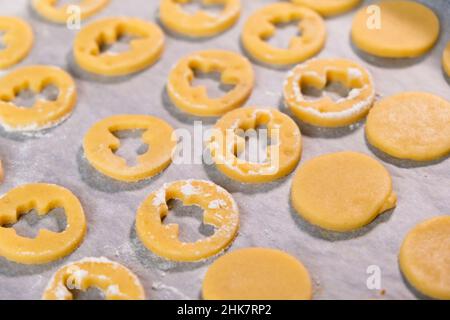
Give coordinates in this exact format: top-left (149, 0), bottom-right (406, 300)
top-left (399, 216), bottom-right (450, 300)
top-left (0, 16), bottom-right (34, 69)
top-left (290, 0), bottom-right (361, 17)
top-left (443, 42), bottom-right (450, 78)
top-left (366, 92), bottom-right (450, 162)
top-left (202, 248), bottom-right (312, 300)
top-left (351, 0), bottom-right (440, 58)
top-left (291, 152), bottom-right (397, 232)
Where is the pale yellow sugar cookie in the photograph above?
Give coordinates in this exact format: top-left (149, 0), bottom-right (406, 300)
top-left (167, 50), bottom-right (254, 117)
top-left (32, 0), bottom-right (110, 24)
top-left (0, 184), bottom-right (86, 265)
top-left (136, 180), bottom-right (239, 262)
top-left (241, 3), bottom-right (326, 66)
top-left (366, 92), bottom-right (450, 162)
top-left (160, 0), bottom-right (240, 38)
top-left (283, 58), bottom-right (375, 127)
top-left (351, 0), bottom-right (440, 58)
top-left (291, 0), bottom-right (361, 17)
top-left (74, 17), bottom-right (164, 76)
top-left (43, 257), bottom-right (145, 300)
top-left (83, 115), bottom-right (175, 182)
top-left (202, 248), bottom-right (312, 300)
top-left (208, 107), bottom-right (302, 183)
top-left (291, 152), bottom-right (397, 232)
top-left (443, 42), bottom-right (450, 78)
top-left (400, 216), bottom-right (450, 300)
top-left (0, 17), bottom-right (33, 69)
top-left (0, 65), bottom-right (77, 131)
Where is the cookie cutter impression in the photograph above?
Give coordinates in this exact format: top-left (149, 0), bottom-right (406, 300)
top-left (0, 16), bottom-right (33, 69)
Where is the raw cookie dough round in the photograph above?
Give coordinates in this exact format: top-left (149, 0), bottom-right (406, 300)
top-left (167, 50), bottom-right (254, 117)
top-left (283, 58), bottom-right (375, 127)
top-left (83, 115), bottom-right (175, 182)
top-left (202, 248), bottom-right (312, 300)
top-left (32, 0), bottom-right (110, 24)
top-left (399, 216), bottom-right (450, 300)
top-left (443, 42), bottom-right (450, 78)
top-left (241, 3), bottom-right (326, 66)
top-left (291, 152), bottom-right (397, 232)
top-left (43, 257), bottom-right (145, 300)
top-left (136, 180), bottom-right (239, 262)
top-left (351, 0), bottom-right (440, 58)
top-left (74, 17), bottom-right (164, 76)
top-left (366, 92), bottom-right (450, 162)
top-left (0, 184), bottom-right (86, 265)
top-left (208, 107), bottom-right (302, 183)
top-left (0, 65), bottom-right (76, 132)
top-left (0, 17), bottom-right (33, 69)
top-left (290, 0), bottom-right (361, 17)
top-left (159, 0), bottom-right (241, 38)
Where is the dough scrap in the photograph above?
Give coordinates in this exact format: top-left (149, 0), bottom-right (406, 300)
top-left (291, 152), bottom-right (396, 232)
top-left (0, 16), bottom-right (33, 69)
top-left (241, 3), bottom-right (326, 66)
top-left (366, 92), bottom-right (450, 162)
top-left (43, 257), bottom-right (145, 300)
top-left (160, 0), bottom-right (241, 38)
top-left (83, 114), bottom-right (175, 182)
top-left (0, 184), bottom-right (86, 265)
top-left (351, 0), bottom-right (440, 58)
top-left (136, 180), bottom-right (239, 262)
top-left (290, 0), bottom-right (361, 17)
top-left (167, 50), bottom-right (254, 117)
top-left (399, 216), bottom-right (450, 300)
top-left (202, 248), bottom-right (312, 300)
top-left (443, 42), bottom-right (450, 78)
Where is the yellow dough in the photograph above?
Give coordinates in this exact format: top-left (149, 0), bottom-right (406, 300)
top-left (0, 65), bottom-right (77, 132)
top-left (83, 115), bottom-right (175, 183)
top-left (366, 92), bottom-right (450, 162)
top-left (0, 184), bottom-right (86, 265)
top-left (351, 0), bottom-right (440, 58)
top-left (283, 58), bottom-right (375, 127)
top-left (399, 216), bottom-right (450, 300)
top-left (32, 0), bottom-right (110, 24)
top-left (136, 180), bottom-right (239, 262)
top-left (0, 17), bottom-right (33, 69)
top-left (291, 152), bottom-right (397, 232)
top-left (167, 50), bottom-right (254, 117)
top-left (74, 17), bottom-right (164, 76)
top-left (241, 3), bottom-right (326, 66)
top-left (159, 0), bottom-right (240, 38)
top-left (443, 42), bottom-right (450, 78)
top-left (202, 248), bottom-right (312, 300)
top-left (43, 257), bottom-right (145, 300)
top-left (208, 107), bottom-right (302, 183)
top-left (290, 0), bottom-right (361, 17)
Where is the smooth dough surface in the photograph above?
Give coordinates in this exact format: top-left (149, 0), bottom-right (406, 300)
top-left (0, 16), bottom-right (34, 69)
top-left (291, 0), bottom-right (361, 16)
top-left (202, 248), bottom-right (312, 300)
top-left (43, 257), bottom-right (145, 300)
top-left (291, 152), bottom-right (397, 232)
top-left (399, 216), bottom-right (450, 300)
top-left (443, 42), bottom-right (450, 78)
top-left (366, 92), bottom-right (450, 162)
top-left (351, 0), bottom-right (440, 58)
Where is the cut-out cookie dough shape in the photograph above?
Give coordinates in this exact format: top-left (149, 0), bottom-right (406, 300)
top-left (0, 65), bottom-right (77, 132)
top-left (32, 0), bottom-right (110, 24)
top-left (443, 42), bottom-right (450, 78)
top-left (74, 17), bottom-right (164, 76)
top-left (283, 58), bottom-right (375, 127)
top-left (291, 152), bottom-right (396, 232)
top-left (241, 3), bottom-right (326, 66)
top-left (83, 115), bottom-right (175, 183)
top-left (43, 257), bottom-right (145, 300)
top-left (290, 0), bottom-right (361, 17)
top-left (208, 107), bottom-right (302, 183)
top-left (400, 216), bottom-right (450, 300)
top-left (351, 0), bottom-right (440, 58)
top-left (0, 184), bottom-right (86, 265)
top-left (167, 50), bottom-right (254, 117)
top-left (136, 180), bottom-right (239, 262)
top-left (366, 92), bottom-right (450, 162)
top-left (202, 248), bottom-right (312, 300)
top-left (0, 17), bottom-right (33, 69)
top-left (159, 0), bottom-right (241, 38)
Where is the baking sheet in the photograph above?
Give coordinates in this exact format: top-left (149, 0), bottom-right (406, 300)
top-left (0, 0), bottom-right (449, 300)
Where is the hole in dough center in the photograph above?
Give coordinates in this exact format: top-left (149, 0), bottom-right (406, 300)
top-left (265, 20), bottom-right (302, 49)
top-left (191, 68), bottom-right (236, 99)
top-left (112, 129), bottom-right (149, 167)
